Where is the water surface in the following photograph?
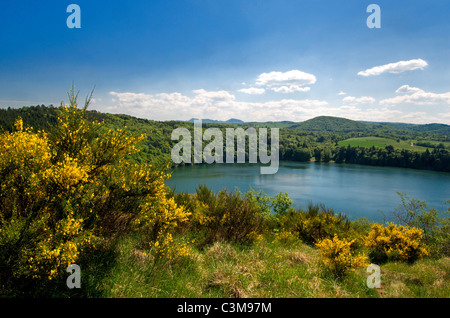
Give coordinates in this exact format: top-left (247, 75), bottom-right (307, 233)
top-left (166, 161), bottom-right (450, 222)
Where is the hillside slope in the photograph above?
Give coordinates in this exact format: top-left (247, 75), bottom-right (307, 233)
top-left (289, 116), bottom-right (372, 133)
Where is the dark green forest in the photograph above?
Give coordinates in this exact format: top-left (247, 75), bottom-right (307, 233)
top-left (1, 105), bottom-right (449, 172)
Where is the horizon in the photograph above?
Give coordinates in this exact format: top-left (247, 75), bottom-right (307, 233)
top-left (6, 104), bottom-right (450, 127)
top-left (1, 1), bottom-right (450, 124)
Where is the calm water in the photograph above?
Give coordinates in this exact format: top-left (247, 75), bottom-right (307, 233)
top-left (165, 161), bottom-right (450, 222)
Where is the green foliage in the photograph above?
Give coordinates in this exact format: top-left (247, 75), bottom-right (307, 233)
top-left (193, 185), bottom-right (266, 245)
top-left (337, 136), bottom-right (447, 152)
top-left (279, 203), bottom-right (352, 245)
top-left (2, 105), bottom-right (449, 171)
top-left (244, 186), bottom-right (272, 218)
top-left (288, 116), bottom-right (371, 133)
top-left (330, 144), bottom-right (450, 172)
top-left (391, 193), bottom-right (450, 257)
top-left (271, 192), bottom-right (294, 217)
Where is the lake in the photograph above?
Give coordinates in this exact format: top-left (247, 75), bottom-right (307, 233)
top-left (165, 161), bottom-right (450, 222)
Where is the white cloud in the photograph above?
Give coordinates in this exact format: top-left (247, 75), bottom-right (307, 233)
top-left (395, 85), bottom-right (422, 94)
top-left (192, 89), bottom-right (235, 102)
top-left (238, 87), bottom-right (266, 95)
top-left (270, 85), bottom-right (311, 93)
top-left (108, 89), bottom-right (328, 122)
top-left (254, 70), bottom-right (316, 93)
top-left (342, 96), bottom-right (376, 104)
top-left (380, 86), bottom-right (450, 105)
top-left (357, 58), bottom-right (428, 77)
top-left (338, 91), bottom-right (347, 96)
top-left (256, 70), bottom-right (316, 87)
top-left (104, 88), bottom-right (450, 124)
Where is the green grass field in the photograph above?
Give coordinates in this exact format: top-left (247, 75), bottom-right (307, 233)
top-left (337, 136), bottom-right (446, 152)
top-left (72, 233), bottom-right (449, 298)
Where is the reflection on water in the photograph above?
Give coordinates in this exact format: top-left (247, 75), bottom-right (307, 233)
top-left (166, 162), bottom-right (450, 222)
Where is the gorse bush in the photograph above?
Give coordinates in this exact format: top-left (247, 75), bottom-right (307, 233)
top-left (0, 115), bottom-right (97, 283)
top-left (365, 222), bottom-right (428, 263)
top-left (316, 234), bottom-right (368, 277)
top-left (279, 203), bottom-right (352, 245)
top-left (192, 185), bottom-right (266, 245)
top-left (0, 88), bottom-right (189, 290)
top-left (272, 229), bottom-right (300, 246)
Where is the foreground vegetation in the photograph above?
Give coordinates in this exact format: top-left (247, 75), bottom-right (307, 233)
top-left (0, 91), bottom-right (449, 298)
top-left (44, 232), bottom-right (450, 298)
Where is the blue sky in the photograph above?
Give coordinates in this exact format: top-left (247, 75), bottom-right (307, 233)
top-left (1, 0), bottom-right (450, 123)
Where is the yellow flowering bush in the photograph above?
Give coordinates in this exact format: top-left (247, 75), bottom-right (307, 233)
top-left (365, 222), bottom-right (428, 263)
top-left (316, 235), bottom-right (368, 277)
top-left (272, 229), bottom-right (300, 246)
top-left (0, 116), bottom-right (97, 282)
top-left (0, 88), bottom-right (191, 286)
top-left (136, 194), bottom-right (191, 259)
top-left (279, 203), bottom-right (351, 245)
top-left (24, 210), bottom-right (96, 280)
top-left (147, 232), bottom-right (193, 262)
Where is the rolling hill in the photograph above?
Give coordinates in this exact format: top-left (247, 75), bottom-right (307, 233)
top-left (288, 116), bottom-right (372, 133)
top-left (187, 118), bottom-right (244, 124)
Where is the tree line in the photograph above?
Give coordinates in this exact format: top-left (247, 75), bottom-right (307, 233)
top-left (1, 105), bottom-right (449, 172)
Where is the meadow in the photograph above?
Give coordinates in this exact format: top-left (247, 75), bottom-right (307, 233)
top-left (338, 136), bottom-right (450, 153)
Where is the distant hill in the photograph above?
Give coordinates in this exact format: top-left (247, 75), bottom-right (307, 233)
top-left (2, 106), bottom-right (448, 138)
top-left (187, 118), bottom-right (244, 124)
top-left (288, 116), bottom-right (371, 133)
top-left (369, 122), bottom-right (450, 135)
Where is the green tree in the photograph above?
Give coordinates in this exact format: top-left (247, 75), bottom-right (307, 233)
top-left (272, 192), bottom-right (293, 217)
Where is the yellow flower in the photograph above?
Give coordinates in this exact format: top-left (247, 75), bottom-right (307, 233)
top-left (316, 235), bottom-right (368, 276)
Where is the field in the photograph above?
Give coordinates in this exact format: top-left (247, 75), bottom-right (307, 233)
top-left (68, 233), bottom-right (449, 298)
top-left (337, 136), bottom-right (448, 152)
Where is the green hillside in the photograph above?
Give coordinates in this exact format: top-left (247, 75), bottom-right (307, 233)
top-left (289, 116), bottom-right (372, 133)
top-left (338, 136), bottom-right (450, 152)
top-left (373, 122), bottom-right (450, 135)
top-left (338, 137), bottom-right (425, 152)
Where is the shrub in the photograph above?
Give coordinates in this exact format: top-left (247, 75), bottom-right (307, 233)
top-left (280, 203), bottom-right (351, 245)
top-left (316, 234), bottom-right (368, 277)
top-left (244, 187), bottom-right (272, 219)
top-left (365, 222), bottom-right (428, 263)
top-left (272, 229), bottom-right (300, 246)
top-left (391, 193), bottom-right (450, 257)
top-left (0, 88), bottom-right (189, 289)
top-left (193, 185), bottom-right (266, 245)
top-left (0, 116), bottom-right (97, 283)
top-left (271, 192), bottom-right (293, 217)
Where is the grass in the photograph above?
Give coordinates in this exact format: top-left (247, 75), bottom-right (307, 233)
top-left (338, 136), bottom-right (433, 152)
top-left (71, 232), bottom-right (449, 298)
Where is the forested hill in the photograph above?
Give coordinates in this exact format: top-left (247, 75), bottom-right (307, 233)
top-left (0, 105), bottom-right (180, 165)
top-left (371, 122), bottom-right (450, 135)
top-left (288, 116), bottom-right (450, 135)
top-left (1, 105), bottom-right (449, 172)
top-left (288, 116), bottom-right (371, 133)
